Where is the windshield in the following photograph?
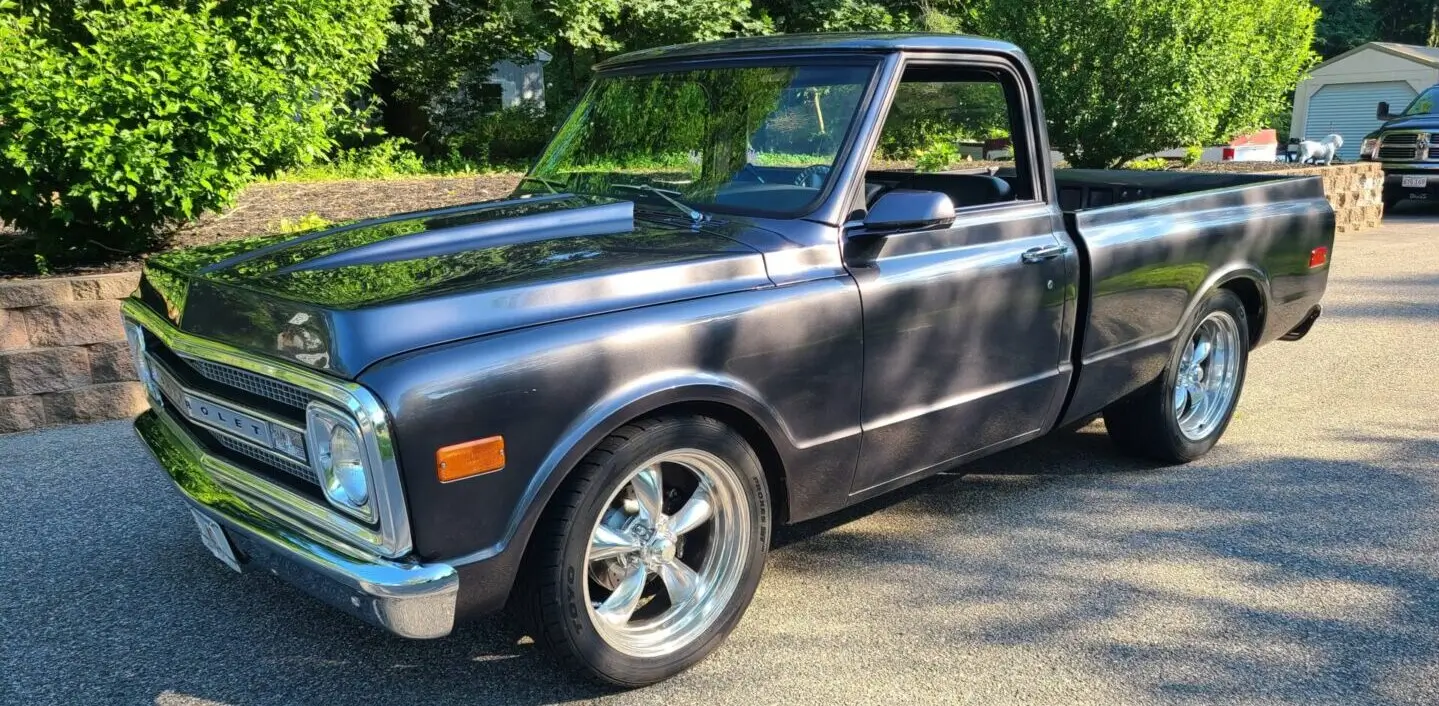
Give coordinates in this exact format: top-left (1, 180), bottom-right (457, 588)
top-left (523, 62), bottom-right (877, 218)
top-left (1401, 87), bottom-right (1439, 116)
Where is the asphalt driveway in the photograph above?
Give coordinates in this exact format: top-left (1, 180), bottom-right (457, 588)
top-left (5, 209), bottom-right (1439, 706)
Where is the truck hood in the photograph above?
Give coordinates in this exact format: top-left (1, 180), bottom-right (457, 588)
top-left (139, 194), bottom-right (773, 377)
top-left (1377, 114), bottom-right (1439, 133)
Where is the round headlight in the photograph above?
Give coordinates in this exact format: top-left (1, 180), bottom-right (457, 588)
top-left (307, 404), bottom-right (375, 522)
top-left (324, 424), bottom-right (370, 507)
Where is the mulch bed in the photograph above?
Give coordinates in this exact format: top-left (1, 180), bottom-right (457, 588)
top-left (1, 173), bottom-right (523, 279)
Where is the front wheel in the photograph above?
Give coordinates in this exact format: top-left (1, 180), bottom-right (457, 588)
top-left (1104, 288), bottom-right (1250, 462)
top-left (514, 416), bottom-right (770, 686)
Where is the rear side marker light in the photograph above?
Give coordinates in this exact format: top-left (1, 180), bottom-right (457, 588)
top-left (1309, 246), bottom-right (1329, 268)
top-left (437, 436), bottom-right (506, 482)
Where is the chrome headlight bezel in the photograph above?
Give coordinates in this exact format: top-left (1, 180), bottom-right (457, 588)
top-left (306, 402), bottom-right (377, 523)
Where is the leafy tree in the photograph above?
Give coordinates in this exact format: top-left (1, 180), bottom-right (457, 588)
top-left (1372, 0), bottom-right (1439, 46)
top-left (0, 0), bottom-right (391, 266)
top-left (1313, 0), bottom-right (1380, 57)
top-left (377, 0), bottom-right (770, 147)
top-left (753, 0), bottom-right (972, 33)
top-left (975, 0), bottom-right (1319, 168)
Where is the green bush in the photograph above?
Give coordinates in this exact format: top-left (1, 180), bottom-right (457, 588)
top-left (1124, 157), bottom-right (1171, 171)
top-left (272, 137), bottom-right (494, 181)
top-left (0, 0), bottom-right (390, 269)
top-left (274, 213), bottom-right (334, 234)
top-left (274, 139), bottom-right (428, 182)
top-left (914, 139), bottom-right (960, 172)
top-left (880, 118), bottom-right (967, 161)
top-left (448, 101), bottom-right (555, 167)
top-left (1182, 146), bottom-right (1204, 167)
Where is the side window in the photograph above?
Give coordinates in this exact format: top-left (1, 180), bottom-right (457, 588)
top-left (867, 66), bottom-right (1037, 210)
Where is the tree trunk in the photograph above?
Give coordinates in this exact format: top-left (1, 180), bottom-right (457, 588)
top-left (1429, 0), bottom-right (1439, 45)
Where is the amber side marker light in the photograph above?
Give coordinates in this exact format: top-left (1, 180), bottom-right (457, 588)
top-left (437, 436), bottom-right (505, 482)
top-left (1309, 246), bottom-right (1329, 268)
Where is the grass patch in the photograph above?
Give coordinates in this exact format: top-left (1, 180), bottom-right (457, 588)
top-left (273, 213), bottom-right (334, 234)
top-left (268, 138), bottom-right (520, 183)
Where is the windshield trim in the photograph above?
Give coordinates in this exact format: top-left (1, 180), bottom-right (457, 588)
top-left (522, 55), bottom-right (885, 223)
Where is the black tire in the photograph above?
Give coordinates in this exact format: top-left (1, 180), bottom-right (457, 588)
top-left (513, 416), bottom-right (771, 687)
top-left (1103, 288), bottom-right (1250, 463)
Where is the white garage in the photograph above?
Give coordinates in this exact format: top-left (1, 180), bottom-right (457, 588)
top-left (1291, 43), bottom-right (1439, 161)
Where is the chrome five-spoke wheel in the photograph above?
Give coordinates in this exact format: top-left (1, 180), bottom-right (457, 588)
top-left (585, 450), bottom-right (751, 657)
top-left (1172, 311), bottom-right (1242, 441)
top-left (517, 416), bottom-right (769, 686)
top-left (1103, 288), bottom-right (1250, 462)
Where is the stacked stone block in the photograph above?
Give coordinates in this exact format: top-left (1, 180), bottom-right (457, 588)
top-left (0, 273), bottom-right (147, 433)
top-left (1270, 162), bottom-right (1385, 235)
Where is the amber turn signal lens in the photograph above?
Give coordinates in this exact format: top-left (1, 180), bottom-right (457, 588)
top-left (436, 436), bottom-right (505, 482)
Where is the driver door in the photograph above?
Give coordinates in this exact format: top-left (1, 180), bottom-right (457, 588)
top-left (847, 61), bottom-right (1075, 494)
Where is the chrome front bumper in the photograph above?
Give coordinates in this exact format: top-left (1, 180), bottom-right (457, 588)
top-left (135, 408), bottom-right (459, 639)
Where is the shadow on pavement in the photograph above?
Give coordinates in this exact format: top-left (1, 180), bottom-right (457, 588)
top-left (5, 419), bottom-right (1438, 705)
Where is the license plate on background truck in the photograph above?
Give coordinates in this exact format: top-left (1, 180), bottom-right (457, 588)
top-left (1402, 176), bottom-right (1429, 188)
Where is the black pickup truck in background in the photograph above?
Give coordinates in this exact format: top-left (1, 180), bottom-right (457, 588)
top-left (1362, 84), bottom-right (1439, 207)
top-left (125, 33), bottom-right (1336, 686)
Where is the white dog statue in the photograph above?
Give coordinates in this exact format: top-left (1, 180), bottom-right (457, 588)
top-left (1297, 134), bottom-right (1343, 165)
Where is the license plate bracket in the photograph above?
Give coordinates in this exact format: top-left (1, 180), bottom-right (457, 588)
top-left (1401, 175), bottom-right (1429, 189)
top-left (191, 509), bottom-right (242, 573)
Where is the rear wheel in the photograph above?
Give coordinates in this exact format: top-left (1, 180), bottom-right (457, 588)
top-left (1103, 289), bottom-right (1249, 462)
top-left (514, 416), bottom-right (770, 686)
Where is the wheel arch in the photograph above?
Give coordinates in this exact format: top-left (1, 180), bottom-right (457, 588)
top-left (1215, 273), bottom-right (1266, 348)
top-left (485, 373), bottom-right (796, 584)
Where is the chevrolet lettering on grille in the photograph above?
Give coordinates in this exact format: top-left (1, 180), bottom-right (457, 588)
top-left (180, 393), bottom-right (275, 448)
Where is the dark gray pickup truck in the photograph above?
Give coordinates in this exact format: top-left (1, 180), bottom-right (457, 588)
top-left (126, 33), bottom-right (1334, 686)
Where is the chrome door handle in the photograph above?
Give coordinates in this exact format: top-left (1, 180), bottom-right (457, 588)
top-left (1021, 244), bottom-right (1070, 264)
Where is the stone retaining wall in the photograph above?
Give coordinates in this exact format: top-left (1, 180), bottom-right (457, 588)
top-left (0, 273), bottom-right (146, 433)
top-left (1272, 162), bottom-right (1385, 234)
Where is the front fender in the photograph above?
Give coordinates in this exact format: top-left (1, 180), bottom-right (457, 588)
top-left (467, 370), bottom-right (800, 567)
top-left (358, 277), bottom-right (864, 616)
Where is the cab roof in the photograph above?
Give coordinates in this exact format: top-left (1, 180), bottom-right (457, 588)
top-left (596, 33), bottom-right (1025, 71)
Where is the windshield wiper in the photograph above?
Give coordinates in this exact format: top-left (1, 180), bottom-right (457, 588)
top-left (612, 183), bottom-right (706, 224)
top-left (519, 175), bottom-right (566, 194)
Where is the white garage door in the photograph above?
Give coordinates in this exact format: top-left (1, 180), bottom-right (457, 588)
top-left (1304, 81), bottom-right (1419, 160)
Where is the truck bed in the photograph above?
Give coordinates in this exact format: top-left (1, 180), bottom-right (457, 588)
top-left (1054, 169), bottom-right (1336, 426)
top-left (1053, 168), bottom-right (1309, 213)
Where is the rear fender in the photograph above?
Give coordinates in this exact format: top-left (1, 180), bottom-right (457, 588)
top-left (1058, 264), bottom-right (1270, 427)
top-left (1193, 266), bottom-right (1271, 345)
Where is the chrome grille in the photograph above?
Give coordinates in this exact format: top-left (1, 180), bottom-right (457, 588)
top-left (1379, 145), bottom-right (1420, 160)
top-left (1379, 133), bottom-right (1427, 162)
top-left (182, 356), bottom-right (314, 410)
top-left (149, 355), bottom-right (318, 488)
top-left (213, 433), bottom-right (319, 484)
